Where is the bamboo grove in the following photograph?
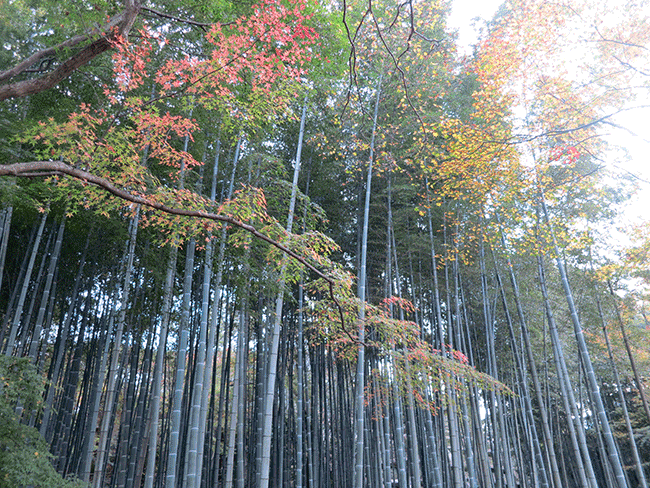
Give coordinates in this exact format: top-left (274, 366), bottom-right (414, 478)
top-left (0, 0), bottom-right (649, 487)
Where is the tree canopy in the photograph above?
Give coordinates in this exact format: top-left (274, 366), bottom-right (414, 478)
top-left (1, 0), bottom-right (649, 487)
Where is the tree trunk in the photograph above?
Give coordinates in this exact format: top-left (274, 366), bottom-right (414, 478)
top-left (537, 254), bottom-right (597, 488)
top-left (143, 244), bottom-right (177, 488)
top-left (93, 207), bottom-right (140, 488)
top-left (496, 215), bottom-right (564, 488)
top-left (27, 215), bottom-right (65, 361)
top-left (166, 237), bottom-right (195, 488)
top-left (598, 296), bottom-right (647, 488)
top-left (607, 280), bottom-right (650, 424)
top-left (353, 72), bottom-right (382, 488)
top-left (493, 259), bottom-right (550, 488)
top-left (0, 205), bottom-right (13, 299)
top-left (538, 191), bottom-right (628, 488)
top-left (259, 98), bottom-right (308, 488)
top-left (194, 136), bottom-right (224, 488)
top-left (5, 208), bottom-right (48, 356)
top-left (77, 311), bottom-right (109, 481)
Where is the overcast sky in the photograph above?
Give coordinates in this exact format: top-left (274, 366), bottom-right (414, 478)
top-left (447, 0), bottom-right (503, 54)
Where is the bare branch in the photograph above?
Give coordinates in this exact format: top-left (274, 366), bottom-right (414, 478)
top-left (341, 0), bottom-right (370, 115)
top-left (142, 7), bottom-right (214, 31)
top-left (369, 4), bottom-right (425, 127)
top-left (611, 54), bottom-right (650, 77)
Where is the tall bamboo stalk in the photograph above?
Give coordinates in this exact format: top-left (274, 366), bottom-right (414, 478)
top-left (607, 280), bottom-right (650, 424)
top-left (537, 254), bottom-right (597, 488)
top-left (597, 295), bottom-right (648, 488)
top-left (538, 188), bottom-right (628, 488)
top-left (352, 72), bottom-right (382, 488)
top-left (27, 215), bottom-right (65, 361)
top-left (259, 98), bottom-right (308, 488)
top-left (93, 206), bottom-right (140, 488)
top-left (5, 208), bottom-right (48, 355)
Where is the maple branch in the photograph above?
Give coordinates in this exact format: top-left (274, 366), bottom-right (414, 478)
top-left (565, 4), bottom-right (649, 52)
top-left (0, 37), bottom-right (115, 101)
top-left (533, 108), bottom-right (640, 138)
top-left (0, 13), bottom-right (131, 85)
top-left (591, 24), bottom-right (649, 52)
top-left (0, 38), bottom-right (89, 84)
top-left (143, 37), bottom-right (262, 107)
top-left (611, 54), bottom-right (650, 77)
top-left (0, 4), bottom-right (141, 101)
top-left (0, 161), bottom-right (316, 270)
top-left (0, 160), bottom-right (349, 332)
top-left (327, 281), bottom-right (365, 346)
top-left (482, 104), bottom-right (650, 147)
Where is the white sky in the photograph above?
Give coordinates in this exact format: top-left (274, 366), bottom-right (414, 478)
top-left (446, 0), bottom-right (650, 226)
top-left (447, 0), bottom-right (503, 55)
top-left (606, 110), bottom-right (650, 224)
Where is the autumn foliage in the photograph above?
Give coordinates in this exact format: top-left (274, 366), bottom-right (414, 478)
top-left (2, 0), bottom-right (650, 486)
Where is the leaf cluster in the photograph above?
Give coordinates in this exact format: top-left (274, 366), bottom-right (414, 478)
top-left (306, 279), bottom-right (511, 411)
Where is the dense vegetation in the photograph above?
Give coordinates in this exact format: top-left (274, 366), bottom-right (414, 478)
top-left (1, 0), bottom-right (649, 487)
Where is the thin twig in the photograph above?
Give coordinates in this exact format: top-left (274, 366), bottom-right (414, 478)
top-left (142, 7), bottom-right (216, 30)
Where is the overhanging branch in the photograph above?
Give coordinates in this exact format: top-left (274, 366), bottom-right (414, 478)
top-left (0, 161), bottom-right (321, 274)
top-left (0, 160), bottom-right (349, 332)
